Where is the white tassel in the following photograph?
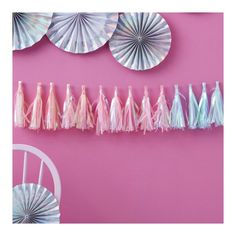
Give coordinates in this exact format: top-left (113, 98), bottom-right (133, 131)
top-left (170, 85), bottom-right (185, 129)
top-left (110, 87), bottom-right (123, 133)
top-left (188, 84), bottom-right (198, 129)
top-left (208, 81), bottom-right (223, 127)
top-left (197, 82), bottom-right (210, 129)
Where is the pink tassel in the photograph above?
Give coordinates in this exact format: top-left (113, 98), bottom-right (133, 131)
top-left (27, 82), bottom-right (44, 130)
top-left (139, 86), bottom-right (153, 134)
top-left (153, 85), bottom-right (170, 132)
top-left (95, 85), bottom-right (110, 135)
top-left (61, 84), bottom-right (75, 129)
top-left (110, 87), bottom-right (123, 133)
top-left (45, 82), bottom-right (61, 130)
top-left (14, 81), bottom-right (27, 128)
top-left (74, 85), bottom-right (94, 131)
top-left (123, 86), bottom-right (139, 132)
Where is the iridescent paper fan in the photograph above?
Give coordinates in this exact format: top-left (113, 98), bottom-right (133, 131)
top-left (12, 12), bottom-right (53, 50)
top-left (47, 13), bottom-right (119, 54)
top-left (13, 183), bottom-right (60, 224)
top-left (109, 13), bottom-right (172, 71)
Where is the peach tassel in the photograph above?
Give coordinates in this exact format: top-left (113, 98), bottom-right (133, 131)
top-left (45, 82), bottom-right (61, 130)
top-left (61, 84), bottom-right (75, 129)
top-left (138, 86), bottom-right (153, 134)
top-left (14, 81), bottom-right (27, 128)
top-left (27, 82), bottom-right (44, 130)
top-left (74, 85), bottom-right (94, 131)
top-left (123, 86), bottom-right (139, 132)
top-left (95, 86), bottom-right (110, 135)
top-left (110, 87), bottom-right (123, 133)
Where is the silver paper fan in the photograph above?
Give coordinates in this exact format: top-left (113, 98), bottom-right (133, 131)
top-left (13, 183), bottom-right (60, 224)
top-left (47, 13), bottom-right (119, 54)
top-left (109, 13), bottom-right (172, 71)
top-left (13, 12), bottom-right (53, 50)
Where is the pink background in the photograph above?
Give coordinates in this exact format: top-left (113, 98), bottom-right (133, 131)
top-left (13, 13), bottom-right (223, 223)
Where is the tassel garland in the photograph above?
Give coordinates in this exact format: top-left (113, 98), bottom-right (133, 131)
top-left (14, 81), bottom-right (27, 128)
top-left (110, 87), bottom-right (123, 133)
top-left (14, 81), bottom-right (224, 133)
top-left (74, 85), bottom-right (94, 131)
top-left (61, 84), bottom-right (75, 129)
top-left (95, 86), bottom-right (110, 135)
top-left (138, 86), bottom-right (153, 134)
top-left (123, 86), bottom-right (139, 132)
top-left (208, 81), bottom-right (223, 127)
top-left (153, 85), bottom-right (170, 132)
top-left (45, 82), bottom-right (61, 130)
top-left (188, 84), bottom-right (198, 129)
top-left (170, 85), bottom-right (186, 129)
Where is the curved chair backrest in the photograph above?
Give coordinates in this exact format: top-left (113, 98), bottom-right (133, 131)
top-left (13, 144), bottom-right (61, 204)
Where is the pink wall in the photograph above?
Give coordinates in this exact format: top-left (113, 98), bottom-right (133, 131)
top-left (13, 13), bottom-right (223, 223)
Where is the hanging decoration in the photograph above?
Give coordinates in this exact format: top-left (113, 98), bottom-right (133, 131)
top-left (123, 86), bottom-right (139, 132)
top-left (47, 13), bottom-right (118, 54)
top-left (27, 82), bottom-right (44, 130)
top-left (109, 13), bottom-right (172, 71)
top-left (110, 87), bottom-right (123, 133)
top-left (14, 82), bottom-right (224, 134)
top-left (14, 81), bottom-right (27, 128)
top-left (95, 86), bottom-right (110, 135)
top-left (13, 183), bottom-right (60, 224)
top-left (170, 85), bottom-right (186, 129)
top-left (208, 81), bottom-right (224, 127)
top-left (12, 12), bottom-right (52, 50)
top-left (188, 84), bottom-right (199, 129)
top-left (61, 84), bottom-right (75, 129)
top-left (153, 85), bottom-right (170, 132)
top-left (74, 85), bottom-right (95, 131)
top-left (45, 82), bottom-right (61, 130)
top-left (138, 86), bottom-right (153, 134)
top-left (197, 82), bottom-right (210, 129)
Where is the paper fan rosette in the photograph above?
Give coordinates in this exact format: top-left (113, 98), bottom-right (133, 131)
top-left (109, 13), bottom-right (172, 71)
top-left (47, 13), bottom-right (119, 54)
top-left (12, 12), bottom-right (52, 50)
top-left (13, 183), bottom-right (60, 224)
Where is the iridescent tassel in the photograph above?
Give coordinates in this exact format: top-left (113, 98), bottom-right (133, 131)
top-left (110, 86), bottom-right (123, 133)
top-left (123, 86), bottom-right (139, 132)
top-left (170, 84), bottom-right (185, 129)
top-left (138, 86), bottom-right (153, 134)
top-left (14, 81), bottom-right (27, 128)
top-left (45, 82), bottom-right (61, 130)
top-left (208, 81), bottom-right (224, 127)
top-left (74, 85), bottom-right (95, 131)
top-left (27, 82), bottom-right (44, 130)
top-left (95, 86), bottom-right (110, 135)
top-left (197, 82), bottom-right (210, 129)
top-left (188, 84), bottom-right (198, 129)
top-left (61, 84), bottom-right (75, 129)
top-left (153, 85), bottom-right (170, 132)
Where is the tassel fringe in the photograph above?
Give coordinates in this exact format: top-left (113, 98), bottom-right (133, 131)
top-left (188, 84), bottom-right (198, 129)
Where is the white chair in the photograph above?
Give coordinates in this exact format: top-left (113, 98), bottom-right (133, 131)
top-left (13, 144), bottom-right (61, 204)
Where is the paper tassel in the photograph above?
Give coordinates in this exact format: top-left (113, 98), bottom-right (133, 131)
top-left (138, 86), bottom-right (153, 134)
top-left (208, 81), bottom-right (224, 127)
top-left (197, 82), bottom-right (210, 129)
top-left (153, 85), bottom-right (170, 132)
top-left (95, 86), bottom-right (110, 135)
top-left (74, 85), bottom-right (94, 131)
top-left (110, 87), bottom-right (123, 133)
top-left (14, 81), bottom-right (27, 128)
top-left (188, 84), bottom-right (198, 129)
top-left (27, 82), bottom-right (44, 130)
top-left (123, 86), bottom-right (139, 132)
top-left (170, 85), bottom-right (185, 129)
top-left (61, 84), bottom-right (75, 129)
top-left (45, 82), bottom-right (61, 130)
